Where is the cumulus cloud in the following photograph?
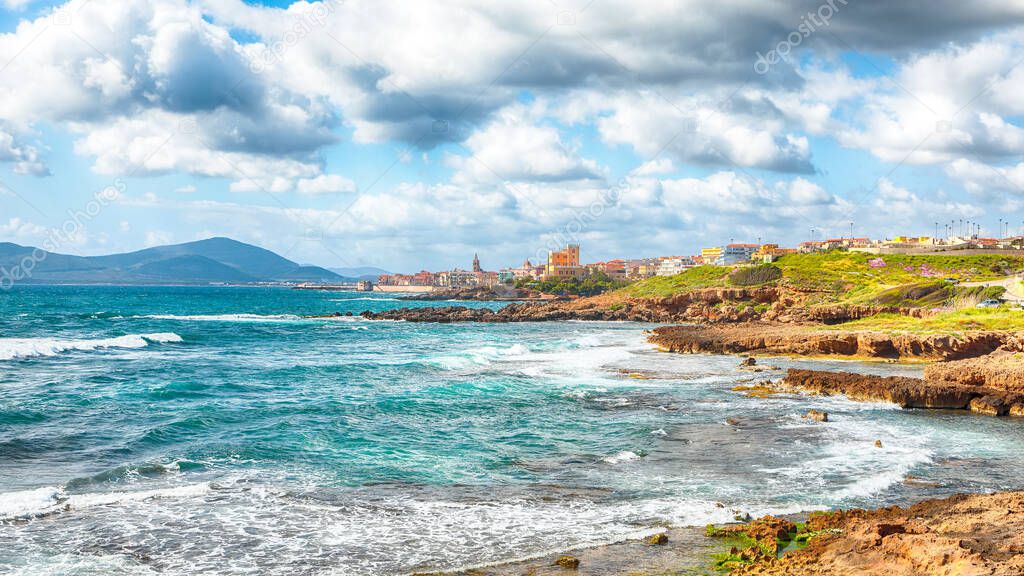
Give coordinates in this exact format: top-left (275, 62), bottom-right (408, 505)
top-left (448, 103), bottom-right (602, 184)
top-left (0, 0), bottom-right (336, 187)
top-left (296, 174), bottom-right (358, 195)
top-left (0, 127), bottom-right (48, 176)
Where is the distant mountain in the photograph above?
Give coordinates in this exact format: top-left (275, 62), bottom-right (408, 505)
top-left (0, 237), bottom-right (342, 285)
top-left (329, 266), bottom-right (389, 281)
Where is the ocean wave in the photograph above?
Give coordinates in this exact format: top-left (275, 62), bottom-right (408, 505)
top-left (141, 313), bottom-right (303, 323)
top-left (0, 333), bottom-right (183, 361)
top-left (0, 483), bottom-right (212, 521)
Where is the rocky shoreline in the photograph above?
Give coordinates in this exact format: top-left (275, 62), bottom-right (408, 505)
top-left (718, 491), bottom-right (1024, 575)
top-left (648, 323), bottom-right (1017, 361)
top-left (428, 489), bottom-right (1024, 575)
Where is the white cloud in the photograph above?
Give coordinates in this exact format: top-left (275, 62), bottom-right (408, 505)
top-left (0, 127), bottom-right (48, 176)
top-left (448, 103), bottom-right (602, 184)
top-left (174, 184), bottom-right (197, 193)
top-left (145, 230), bottom-right (173, 247)
top-left (296, 174), bottom-right (358, 195)
top-left (0, 217), bottom-right (47, 242)
top-left (947, 158), bottom-right (1024, 195)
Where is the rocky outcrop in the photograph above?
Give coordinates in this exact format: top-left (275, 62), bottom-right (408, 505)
top-left (924, 349), bottom-right (1024, 391)
top-left (398, 286), bottom-right (548, 301)
top-left (779, 369), bottom-right (976, 409)
top-left (649, 324), bottom-right (1012, 361)
top-left (778, 368), bottom-right (1024, 414)
top-left (352, 286), bottom-right (937, 325)
top-left (725, 491), bottom-right (1024, 576)
top-left (357, 303), bottom-right (652, 322)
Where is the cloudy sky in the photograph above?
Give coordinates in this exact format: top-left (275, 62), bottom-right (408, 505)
top-left (1, 0), bottom-right (1024, 271)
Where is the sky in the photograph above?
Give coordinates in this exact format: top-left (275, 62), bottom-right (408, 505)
top-left (1, 1), bottom-right (1024, 272)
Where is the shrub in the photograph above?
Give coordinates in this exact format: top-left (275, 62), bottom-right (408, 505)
top-left (729, 264), bottom-right (782, 286)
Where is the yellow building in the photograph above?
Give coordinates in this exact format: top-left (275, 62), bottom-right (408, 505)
top-left (700, 246), bottom-right (723, 265)
top-left (545, 244), bottom-right (584, 280)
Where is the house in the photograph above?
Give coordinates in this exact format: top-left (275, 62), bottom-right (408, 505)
top-left (655, 257), bottom-right (695, 276)
top-left (700, 246), bottom-right (723, 265)
top-left (720, 243), bottom-right (759, 265)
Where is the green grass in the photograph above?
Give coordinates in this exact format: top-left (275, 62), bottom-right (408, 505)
top-left (828, 307), bottom-right (1024, 334)
top-left (622, 265), bottom-right (731, 297)
top-left (618, 251), bottom-right (1024, 304)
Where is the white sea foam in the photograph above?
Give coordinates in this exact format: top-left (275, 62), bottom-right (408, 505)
top-left (142, 313), bottom-right (303, 323)
top-left (0, 333), bottom-right (183, 361)
top-left (0, 483), bottom-right (212, 521)
top-left (603, 450), bottom-right (642, 464)
top-left (0, 486), bottom-right (66, 520)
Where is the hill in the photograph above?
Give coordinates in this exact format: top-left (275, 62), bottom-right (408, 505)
top-left (0, 237), bottom-right (341, 285)
top-left (620, 251), bottom-right (1022, 307)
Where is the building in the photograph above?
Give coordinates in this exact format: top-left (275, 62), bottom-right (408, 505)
top-left (586, 259), bottom-right (628, 280)
top-left (753, 244), bottom-right (796, 263)
top-left (545, 244), bottom-right (585, 280)
top-left (655, 257), bottom-right (695, 276)
top-left (720, 243), bottom-right (759, 265)
top-left (700, 247), bottom-right (723, 265)
top-left (472, 253), bottom-right (482, 273)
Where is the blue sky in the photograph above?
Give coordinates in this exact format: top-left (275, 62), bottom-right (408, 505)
top-left (1, 0), bottom-right (1024, 271)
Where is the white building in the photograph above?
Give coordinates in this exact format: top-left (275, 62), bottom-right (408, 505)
top-left (655, 257), bottom-right (695, 276)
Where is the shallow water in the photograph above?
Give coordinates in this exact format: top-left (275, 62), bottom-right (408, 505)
top-left (1, 286), bottom-right (1022, 575)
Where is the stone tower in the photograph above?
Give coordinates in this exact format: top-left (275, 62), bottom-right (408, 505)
top-left (472, 253), bottom-right (481, 272)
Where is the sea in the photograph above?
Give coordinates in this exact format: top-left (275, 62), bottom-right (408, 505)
top-left (1, 286), bottom-right (1023, 575)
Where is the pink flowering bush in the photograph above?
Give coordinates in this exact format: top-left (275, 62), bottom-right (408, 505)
top-left (868, 258), bottom-right (887, 268)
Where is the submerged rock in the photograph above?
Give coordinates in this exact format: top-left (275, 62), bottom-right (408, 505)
top-left (804, 409), bottom-right (828, 422)
top-left (644, 533), bottom-right (669, 546)
top-left (553, 555), bottom-right (580, 569)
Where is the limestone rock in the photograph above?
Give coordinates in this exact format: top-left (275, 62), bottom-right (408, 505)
top-left (804, 409), bottom-right (828, 422)
top-left (644, 532), bottom-right (669, 545)
top-left (553, 555), bottom-right (579, 569)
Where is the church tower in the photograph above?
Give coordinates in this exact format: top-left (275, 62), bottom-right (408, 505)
top-left (472, 253), bottom-right (482, 272)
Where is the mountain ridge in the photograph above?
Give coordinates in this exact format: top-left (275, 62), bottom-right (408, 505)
top-left (0, 237), bottom-right (342, 285)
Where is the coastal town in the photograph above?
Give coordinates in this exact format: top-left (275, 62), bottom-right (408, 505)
top-left (372, 231), bottom-right (1024, 292)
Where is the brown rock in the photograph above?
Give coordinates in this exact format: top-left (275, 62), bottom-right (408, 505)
top-left (779, 369), bottom-right (976, 409)
top-left (644, 532), bottom-right (669, 545)
top-left (969, 395), bottom-right (1007, 416)
top-left (740, 356), bottom-right (757, 367)
top-left (730, 491), bottom-right (1024, 576)
top-left (1009, 403), bottom-right (1024, 417)
top-left (875, 439), bottom-right (883, 448)
top-left (804, 409), bottom-right (828, 422)
top-left (553, 555), bottom-right (579, 570)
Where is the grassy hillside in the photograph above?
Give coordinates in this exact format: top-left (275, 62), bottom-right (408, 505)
top-left (619, 251), bottom-right (1024, 306)
top-left (829, 307), bottom-right (1024, 334)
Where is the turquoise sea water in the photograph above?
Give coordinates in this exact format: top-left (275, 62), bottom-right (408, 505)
top-left (1, 286), bottom-right (1023, 575)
